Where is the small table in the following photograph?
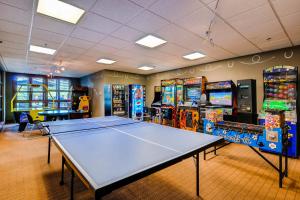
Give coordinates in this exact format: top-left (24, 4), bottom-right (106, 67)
top-left (38, 110), bottom-right (89, 121)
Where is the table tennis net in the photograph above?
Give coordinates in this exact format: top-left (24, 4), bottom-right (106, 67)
top-left (43, 118), bottom-right (143, 135)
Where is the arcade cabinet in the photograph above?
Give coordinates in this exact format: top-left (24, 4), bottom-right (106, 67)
top-left (150, 86), bottom-right (162, 124)
top-left (236, 79), bottom-right (257, 124)
top-left (205, 80), bottom-right (237, 121)
top-left (178, 77), bottom-right (207, 132)
top-left (128, 84), bottom-right (144, 121)
top-left (161, 79), bottom-right (183, 127)
top-left (259, 66), bottom-right (298, 157)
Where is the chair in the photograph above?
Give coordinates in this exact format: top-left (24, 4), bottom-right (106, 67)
top-left (23, 110), bottom-right (45, 136)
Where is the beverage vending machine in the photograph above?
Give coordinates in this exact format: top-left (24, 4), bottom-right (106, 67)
top-left (128, 84), bottom-right (145, 121)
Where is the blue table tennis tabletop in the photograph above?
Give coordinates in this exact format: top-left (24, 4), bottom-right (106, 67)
top-left (45, 116), bottom-right (223, 199)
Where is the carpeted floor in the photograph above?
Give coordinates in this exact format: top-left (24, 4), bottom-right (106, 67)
top-left (0, 126), bottom-right (300, 200)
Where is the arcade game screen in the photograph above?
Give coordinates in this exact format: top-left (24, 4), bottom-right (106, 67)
top-left (162, 86), bottom-right (175, 106)
top-left (209, 92), bottom-right (232, 106)
top-left (186, 87), bottom-right (201, 101)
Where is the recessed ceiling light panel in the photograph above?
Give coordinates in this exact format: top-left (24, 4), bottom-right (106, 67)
top-left (135, 35), bottom-right (167, 48)
top-left (96, 59), bottom-right (116, 64)
top-left (37, 0), bottom-right (85, 24)
top-left (138, 66), bottom-right (155, 71)
top-left (30, 45), bottom-right (56, 55)
top-left (183, 52), bottom-right (206, 60)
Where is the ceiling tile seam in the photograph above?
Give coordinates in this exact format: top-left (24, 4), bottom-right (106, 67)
top-left (267, 0), bottom-right (294, 46)
top-left (128, 0), bottom-right (160, 9)
top-left (144, 8), bottom-right (232, 60)
top-left (25, 0), bottom-right (37, 65)
top-left (0, 18), bottom-right (29, 29)
top-left (197, 0), bottom-right (263, 52)
top-left (0, 1), bottom-right (30, 12)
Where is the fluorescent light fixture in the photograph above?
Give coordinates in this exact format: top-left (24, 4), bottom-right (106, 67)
top-left (135, 35), bottom-right (167, 48)
top-left (30, 45), bottom-right (56, 55)
top-left (96, 58), bottom-right (116, 64)
top-left (138, 66), bottom-right (154, 71)
top-left (37, 0), bottom-right (85, 24)
top-left (183, 52), bottom-right (206, 60)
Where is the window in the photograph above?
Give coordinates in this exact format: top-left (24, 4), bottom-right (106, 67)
top-left (47, 79), bottom-right (71, 109)
top-left (13, 76), bottom-right (72, 110)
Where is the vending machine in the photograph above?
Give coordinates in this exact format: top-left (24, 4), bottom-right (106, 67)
top-left (161, 79), bottom-right (183, 127)
top-left (128, 84), bottom-right (144, 121)
top-left (104, 84), bottom-right (127, 117)
top-left (259, 66), bottom-right (298, 157)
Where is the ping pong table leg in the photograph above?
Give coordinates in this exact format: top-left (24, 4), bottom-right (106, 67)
top-left (60, 156), bottom-right (65, 185)
top-left (196, 153), bottom-right (199, 196)
top-left (71, 169), bottom-right (75, 200)
top-left (47, 137), bottom-right (51, 164)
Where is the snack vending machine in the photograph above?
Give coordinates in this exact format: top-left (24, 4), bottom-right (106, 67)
top-left (259, 66), bottom-right (298, 157)
top-left (128, 84), bottom-right (144, 121)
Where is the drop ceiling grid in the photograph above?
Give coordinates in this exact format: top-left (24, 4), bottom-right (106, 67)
top-left (0, 0), bottom-right (298, 77)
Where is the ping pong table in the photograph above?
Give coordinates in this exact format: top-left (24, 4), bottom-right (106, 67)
top-left (43, 116), bottom-right (223, 200)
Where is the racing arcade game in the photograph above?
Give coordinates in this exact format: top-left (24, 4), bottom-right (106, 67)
top-left (150, 86), bottom-right (162, 124)
top-left (178, 77), bottom-right (207, 132)
top-left (161, 79), bottom-right (183, 127)
top-left (206, 80), bottom-right (237, 121)
top-left (128, 84), bottom-right (144, 121)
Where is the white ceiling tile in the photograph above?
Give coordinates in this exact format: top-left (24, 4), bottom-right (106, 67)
top-left (0, 46), bottom-right (25, 55)
top-left (157, 43), bottom-right (190, 57)
top-left (33, 15), bottom-right (75, 35)
top-left (176, 6), bottom-right (214, 38)
top-left (271, 0), bottom-right (300, 17)
top-left (30, 38), bottom-right (61, 49)
top-left (111, 26), bottom-right (144, 42)
top-left (58, 45), bottom-right (86, 55)
top-left (149, 0), bottom-right (203, 22)
top-left (0, 19), bottom-right (29, 36)
top-left (130, 0), bottom-right (158, 8)
top-left (0, 2), bottom-right (31, 25)
top-left (63, 0), bottom-right (97, 10)
top-left (280, 11), bottom-right (300, 45)
top-left (0, 31), bottom-right (27, 43)
top-left (100, 36), bottom-right (131, 49)
top-left (91, 0), bottom-right (143, 23)
top-left (0, 40), bottom-right (26, 50)
top-left (210, 18), bottom-right (259, 55)
top-left (227, 4), bottom-right (277, 31)
top-left (259, 37), bottom-right (291, 51)
top-left (209, 0), bottom-right (267, 19)
top-left (128, 10), bottom-right (169, 33)
top-left (157, 24), bottom-right (205, 49)
top-left (79, 12), bottom-right (122, 34)
top-left (65, 37), bottom-right (94, 49)
top-left (71, 27), bottom-right (106, 43)
top-left (31, 28), bottom-right (67, 44)
top-left (0, 0), bottom-right (33, 11)
top-left (90, 44), bottom-right (119, 55)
